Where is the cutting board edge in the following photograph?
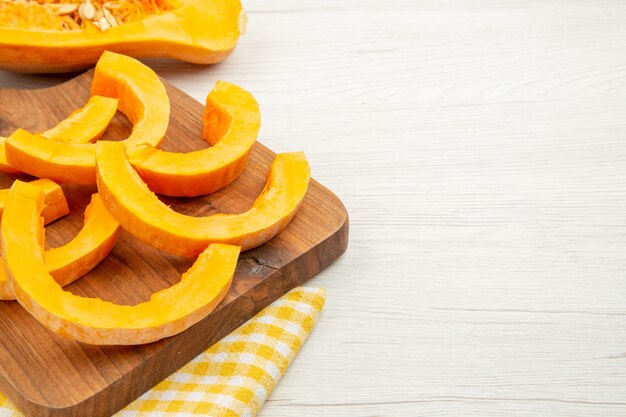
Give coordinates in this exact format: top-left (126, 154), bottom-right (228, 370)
top-left (5, 205), bottom-right (348, 417)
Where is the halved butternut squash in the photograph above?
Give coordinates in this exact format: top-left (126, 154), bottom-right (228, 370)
top-left (0, 193), bottom-right (120, 300)
top-left (4, 52), bottom-right (169, 184)
top-left (41, 95), bottom-right (119, 143)
top-left (97, 141), bottom-right (310, 257)
top-left (129, 80), bottom-right (260, 197)
top-left (0, 0), bottom-right (244, 73)
top-left (0, 178), bottom-right (68, 225)
top-left (2, 181), bottom-right (239, 345)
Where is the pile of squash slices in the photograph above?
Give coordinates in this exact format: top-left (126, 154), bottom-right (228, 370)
top-left (0, 51), bottom-right (310, 346)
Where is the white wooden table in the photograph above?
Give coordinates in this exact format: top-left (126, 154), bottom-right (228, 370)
top-left (3, 1), bottom-right (626, 415)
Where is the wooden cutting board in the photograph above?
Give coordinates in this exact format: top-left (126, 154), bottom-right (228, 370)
top-left (0, 70), bottom-right (348, 417)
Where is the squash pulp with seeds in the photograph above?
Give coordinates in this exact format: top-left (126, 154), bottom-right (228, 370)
top-left (0, 0), bottom-right (245, 73)
top-left (2, 181), bottom-right (239, 345)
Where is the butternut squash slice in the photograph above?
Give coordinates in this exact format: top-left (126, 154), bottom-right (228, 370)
top-left (0, 137), bottom-right (22, 174)
top-left (90, 51), bottom-right (170, 152)
top-left (5, 129), bottom-right (96, 185)
top-left (4, 52), bottom-right (169, 184)
top-left (129, 80), bottom-right (260, 197)
top-left (2, 181), bottom-right (239, 345)
top-left (0, 178), bottom-right (68, 225)
top-left (41, 95), bottom-right (119, 143)
top-left (0, 193), bottom-right (120, 300)
top-left (45, 193), bottom-right (121, 286)
top-left (0, 95), bottom-right (117, 174)
top-left (97, 141), bottom-right (310, 257)
top-left (0, 0), bottom-right (244, 73)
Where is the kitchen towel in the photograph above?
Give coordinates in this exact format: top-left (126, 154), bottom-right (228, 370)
top-left (0, 286), bottom-right (326, 417)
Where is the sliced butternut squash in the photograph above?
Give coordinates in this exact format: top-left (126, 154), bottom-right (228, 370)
top-left (0, 178), bottom-right (68, 225)
top-left (0, 193), bottom-right (120, 300)
top-left (4, 52), bottom-right (169, 184)
top-left (5, 129), bottom-right (96, 185)
top-left (0, 137), bottom-right (20, 174)
top-left (0, 96), bottom-right (118, 174)
top-left (2, 181), bottom-right (239, 345)
top-left (0, 0), bottom-right (244, 73)
top-left (129, 80), bottom-right (260, 197)
top-left (41, 95), bottom-right (119, 143)
top-left (45, 194), bottom-right (121, 286)
top-left (96, 141), bottom-right (309, 257)
top-left (90, 51), bottom-right (170, 152)
top-left (0, 96), bottom-right (117, 174)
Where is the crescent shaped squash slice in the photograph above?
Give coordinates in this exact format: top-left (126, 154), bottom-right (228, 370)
top-left (4, 52), bottom-right (169, 184)
top-left (129, 80), bottom-right (261, 197)
top-left (0, 178), bottom-right (68, 225)
top-left (1, 181), bottom-right (240, 345)
top-left (0, 193), bottom-right (120, 300)
top-left (0, 95), bottom-right (118, 174)
top-left (0, 137), bottom-right (20, 174)
top-left (97, 141), bottom-right (310, 257)
top-left (0, 0), bottom-right (244, 73)
top-left (40, 95), bottom-right (119, 143)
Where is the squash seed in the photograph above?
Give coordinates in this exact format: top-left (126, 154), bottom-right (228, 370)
top-left (56, 4), bottom-right (78, 16)
top-left (79, 0), bottom-right (95, 20)
top-left (103, 8), bottom-right (117, 27)
top-left (98, 16), bottom-right (110, 31)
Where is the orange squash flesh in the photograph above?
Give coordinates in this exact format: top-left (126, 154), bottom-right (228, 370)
top-left (0, 178), bottom-right (68, 225)
top-left (2, 181), bottom-right (240, 345)
top-left (45, 194), bottom-right (121, 286)
top-left (90, 51), bottom-right (170, 152)
top-left (129, 80), bottom-right (260, 197)
top-left (0, 96), bottom-right (118, 174)
top-left (5, 129), bottom-right (96, 185)
top-left (41, 95), bottom-right (119, 143)
top-left (0, 0), bottom-right (244, 73)
top-left (97, 141), bottom-right (310, 257)
top-left (4, 52), bottom-right (169, 184)
top-left (0, 193), bottom-right (120, 300)
top-left (0, 137), bottom-right (21, 174)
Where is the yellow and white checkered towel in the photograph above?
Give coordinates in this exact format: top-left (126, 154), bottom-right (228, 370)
top-left (0, 287), bottom-right (326, 417)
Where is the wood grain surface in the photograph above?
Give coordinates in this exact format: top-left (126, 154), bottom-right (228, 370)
top-left (0, 71), bottom-right (348, 416)
top-left (3, 0), bottom-right (626, 416)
